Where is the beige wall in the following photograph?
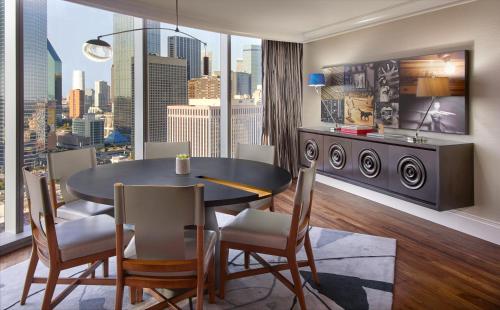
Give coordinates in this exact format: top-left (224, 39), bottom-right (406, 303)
top-left (303, 0), bottom-right (500, 222)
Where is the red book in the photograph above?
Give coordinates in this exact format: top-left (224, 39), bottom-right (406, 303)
top-left (340, 126), bottom-right (375, 135)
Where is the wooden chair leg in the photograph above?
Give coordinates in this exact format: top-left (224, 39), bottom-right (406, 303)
top-left (196, 273), bottom-right (204, 310)
top-left (304, 232), bottom-right (319, 285)
top-left (90, 262), bottom-right (95, 278)
top-left (41, 267), bottom-right (60, 310)
top-left (136, 288), bottom-right (143, 303)
top-left (269, 197), bottom-right (275, 212)
top-left (130, 287), bottom-right (137, 304)
top-left (219, 242), bottom-right (229, 299)
top-left (103, 258), bottom-right (109, 278)
top-left (208, 256), bottom-right (216, 304)
top-left (20, 246), bottom-right (39, 305)
top-left (115, 279), bottom-right (124, 310)
top-left (288, 254), bottom-right (307, 310)
top-left (244, 251), bottom-right (250, 269)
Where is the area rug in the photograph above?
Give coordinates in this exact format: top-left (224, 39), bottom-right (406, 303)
top-left (0, 226), bottom-right (396, 310)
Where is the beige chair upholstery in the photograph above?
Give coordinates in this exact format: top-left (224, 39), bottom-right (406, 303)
top-left (219, 162), bottom-right (318, 310)
top-left (217, 143), bottom-right (276, 215)
top-left (114, 183), bottom-right (216, 309)
top-left (21, 168), bottom-right (132, 309)
top-left (47, 148), bottom-right (114, 220)
top-left (220, 209), bottom-right (291, 250)
top-left (144, 141), bottom-right (190, 159)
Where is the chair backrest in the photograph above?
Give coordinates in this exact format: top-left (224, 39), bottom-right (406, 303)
top-left (288, 161), bottom-right (316, 248)
top-left (114, 183), bottom-right (204, 261)
top-left (235, 143), bottom-right (275, 165)
top-left (144, 142), bottom-right (191, 160)
top-left (47, 148), bottom-right (97, 204)
top-left (23, 167), bottom-right (59, 261)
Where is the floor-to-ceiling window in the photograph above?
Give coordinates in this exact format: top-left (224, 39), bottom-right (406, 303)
top-left (0, 0), bottom-right (5, 234)
top-left (230, 35), bottom-right (262, 156)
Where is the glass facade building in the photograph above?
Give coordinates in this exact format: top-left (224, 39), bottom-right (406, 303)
top-left (47, 39), bottom-right (62, 125)
top-left (168, 36), bottom-right (201, 80)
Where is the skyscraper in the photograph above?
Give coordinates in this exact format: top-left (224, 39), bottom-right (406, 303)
top-left (47, 39), bottom-right (62, 126)
top-left (23, 0), bottom-right (48, 166)
top-left (146, 55), bottom-right (187, 142)
top-left (243, 44), bottom-right (262, 93)
top-left (235, 72), bottom-right (251, 97)
top-left (168, 36), bottom-right (201, 80)
top-left (72, 70), bottom-right (85, 90)
top-left (112, 15), bottom-right (160, 139)
top-left (72, 114), bottom-right (105, 147)
top-left (68, 89), bottom-right (84, 119)
top-left (84, 88), bottom-right (94, 113)
top-left (94, 80), bottom-right (110, 110)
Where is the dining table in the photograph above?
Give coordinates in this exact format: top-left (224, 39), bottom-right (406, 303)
top-left (66, 157), bottom-right (292, 283)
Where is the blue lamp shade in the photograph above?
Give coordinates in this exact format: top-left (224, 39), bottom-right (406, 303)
top-left (308, 73), bottom-right (325, 87)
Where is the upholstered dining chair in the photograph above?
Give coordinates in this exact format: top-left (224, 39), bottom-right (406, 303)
top-left (216, 143), bottom-right (276, 216)
top-left (21, 167), bottom-right (134, 310)
top-left (114, 183), bottom-right (216, 310)
top-left (47, 148), bottom-right (114, 220)
top-left (219, 161), bottom-right (319, 310)
top-left (144, 141), bottom-right (191, 159)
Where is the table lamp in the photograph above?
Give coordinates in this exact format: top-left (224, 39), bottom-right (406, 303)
top-left (409, 76), bottom-right (450, 143)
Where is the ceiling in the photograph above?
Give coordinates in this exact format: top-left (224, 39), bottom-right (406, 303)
top-left (68, 0), bottom-right (475, 42)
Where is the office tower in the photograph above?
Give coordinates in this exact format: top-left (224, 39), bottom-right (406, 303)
top-left (235, 72), bottom-right (251, 97)
top-left (147, 55), bottom-right (187, 142)
top-left (236, 58), bottom-right (244, 72)
top-left (72, 70), bottom-right (85, 90)
top-left (146, 19), bottom-right (160, 55)
top-left (168, 36), bottom-right (201, 80)
top-left (47, 39), bottom-right (62, 126)
top-left (72, 114), bottom-right (105, 147)
top-left (188, 76), bottom-right (220, 99)
top-left (68, 89), bottom-right (84, 119)
top-left (94, 80), bottom-right (110, 110)
top-left (167, 102), bottom-right (262, 157)
top-left (23, 0), bottom-right (48, 166)
top-left (84, 88), bottom-right (94, 113)
top-left (112, 14), bottom-right (160, 139)
top-left (243, 44), bottom-right (262, 93)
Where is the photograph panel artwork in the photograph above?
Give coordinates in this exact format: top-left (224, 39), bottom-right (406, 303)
top-left (343, 92), bottom-right (374, 126)
top-left (344, 63), bottom-right (375, 91)
top-left (399, 51), bottom-right (467, 134)
top-left (375, 60), bottom-right (400, 128)
top-left (321, 65), bottom-right (345, 124)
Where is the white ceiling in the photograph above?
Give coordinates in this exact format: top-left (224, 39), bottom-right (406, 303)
top-left (68, 0), bottom-right (475, 42)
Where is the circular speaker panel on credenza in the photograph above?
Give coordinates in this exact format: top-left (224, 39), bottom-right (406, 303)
top-left (304, 139), bottom-right (319, 162)
top-left (358, 149), bottom-right (381, 178)
top-left (397, 155), bottom-right (426, 190)
top-left (328, 143), bottom-right (347, 170)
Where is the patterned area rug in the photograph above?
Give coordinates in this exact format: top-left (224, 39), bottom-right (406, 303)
top-left (0, 227), bottom-right (396, 310)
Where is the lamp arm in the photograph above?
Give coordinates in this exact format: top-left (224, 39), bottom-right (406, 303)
top-left (97, 27), bottom-right (207, 46)
top-left (416, 96), bottom-right (436, 135)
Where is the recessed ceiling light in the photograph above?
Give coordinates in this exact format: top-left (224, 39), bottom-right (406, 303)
top-left (356, 16), bottom-right (381, 24)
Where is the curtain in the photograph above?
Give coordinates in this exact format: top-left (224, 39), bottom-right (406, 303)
top-left (262, 40), bottom-right (303, 177)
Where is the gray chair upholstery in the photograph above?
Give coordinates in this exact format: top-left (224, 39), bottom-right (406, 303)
top-left (47, 148), bottom-right (114, 220)
top-left (217, 143), bottom-right (276, 215)
top-left (144, 141), bottom-right (191, 159)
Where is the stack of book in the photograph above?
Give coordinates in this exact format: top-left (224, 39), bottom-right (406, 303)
top-left (340, 125), bottom-right (376, 135)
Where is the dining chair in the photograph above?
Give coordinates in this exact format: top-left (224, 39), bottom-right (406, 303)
top-left (144, 141), bottom-right (191, 159)
top-left (114, 183), bottom-right (216, 310)
top-left (47, 148), bottom-right (114, 220)
top-left (219, 161), bottom-right (319, 310)
top-left (216, 143), bottom-right (276, 216)
top-left (20, 167), bottom-right (134, 310)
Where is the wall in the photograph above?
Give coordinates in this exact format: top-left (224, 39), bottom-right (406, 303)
top-left (303, 0), bottom-right (500, 223)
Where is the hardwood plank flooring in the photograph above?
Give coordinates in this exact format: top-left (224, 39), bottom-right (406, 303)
top-left (1, 180), bottom-right (499, 308)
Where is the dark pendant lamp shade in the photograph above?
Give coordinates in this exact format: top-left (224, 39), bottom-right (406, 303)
top-left (82, 38), bottom-right (112, 62)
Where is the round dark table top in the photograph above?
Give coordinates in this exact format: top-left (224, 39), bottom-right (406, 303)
top-left (67, 157), bottom-right (292, 207)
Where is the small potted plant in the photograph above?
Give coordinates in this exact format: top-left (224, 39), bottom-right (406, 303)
top-left (176, 153), bottom-right (190, 175)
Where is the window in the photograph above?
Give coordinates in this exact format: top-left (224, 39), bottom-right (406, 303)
top-left (146, 20), bottom-right (221, 157)
top-left (230, 35), bottom-right (263, 156)
top-left (0, 0), bottom-right (4, 233)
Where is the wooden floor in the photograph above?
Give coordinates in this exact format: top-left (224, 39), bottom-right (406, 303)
top-left (1, 181), bottom-right (499, 309)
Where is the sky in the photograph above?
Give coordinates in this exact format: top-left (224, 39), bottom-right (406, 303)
top-left (47, 0), bottom-right (260, 97)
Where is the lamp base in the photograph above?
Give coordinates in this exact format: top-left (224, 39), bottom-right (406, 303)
top-left (407, 135), bottom-right (427, 143)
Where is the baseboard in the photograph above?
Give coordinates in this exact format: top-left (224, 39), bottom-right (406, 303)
top-left (316, 174), bottom-right (500, 245)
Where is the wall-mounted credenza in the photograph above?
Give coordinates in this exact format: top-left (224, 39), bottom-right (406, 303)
top-left (298, 127), bottom-right (474, 211)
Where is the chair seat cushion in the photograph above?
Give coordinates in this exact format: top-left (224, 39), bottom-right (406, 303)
top-left (124, 230), bottom-right (217, 277)
top-left (57, 200), bottom-right (114, 221)
top-left (57, 214), bottom-right (133, 262)
top-left (220, 209), bottom-right (291, 250)
top-left (216, 197), bottom-right (272, 214)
